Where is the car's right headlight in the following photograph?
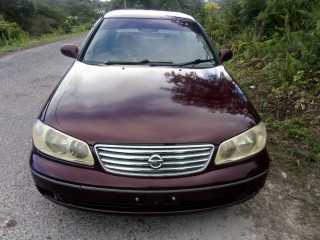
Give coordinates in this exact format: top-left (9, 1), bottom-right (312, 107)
top-left (32, 120), bottom-right (94, 166)
top-left (215, 122), bottom-right (267, 165)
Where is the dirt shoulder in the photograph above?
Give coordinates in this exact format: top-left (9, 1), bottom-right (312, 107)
top-left (244, 165), bottom-right (320, 239)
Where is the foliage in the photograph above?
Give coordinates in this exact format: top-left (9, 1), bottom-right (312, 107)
top-left (206, 0), bottom-right (320, 79)
top-left (40, 0), bottom-right (100, 24)
top-left (0, 0), bottom-right (102, 39)
top-left (0, 0), bottom-right (35, 30)
top-left (105, 0), bottom-right (205, 21)
top-left (0, 14), bottom-right (28, 44)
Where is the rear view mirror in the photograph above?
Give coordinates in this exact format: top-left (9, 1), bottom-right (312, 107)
top-left (61, 44), bottom-right (78, 58)
top-left (219, 49), bottom-right (233, 62)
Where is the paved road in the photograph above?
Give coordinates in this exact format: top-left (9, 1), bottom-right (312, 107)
top-left (0, 36), bottom-right (294, 240)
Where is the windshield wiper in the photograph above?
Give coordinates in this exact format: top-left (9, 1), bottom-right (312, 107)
top-left (103, 59), bottom-right (213, 67)
top-left (104, 59), bottom-right (173, 66)
top-left (177, 59), bottom-right (215, 67)
top-left (139, 59), bottom-right (174, 66)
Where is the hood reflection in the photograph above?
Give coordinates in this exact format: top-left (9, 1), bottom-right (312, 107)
top-left (162, 70), bottom-right (256, 120)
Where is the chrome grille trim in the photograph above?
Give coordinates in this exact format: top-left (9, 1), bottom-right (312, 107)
top-left (95, 144), bottom-right (215, 177)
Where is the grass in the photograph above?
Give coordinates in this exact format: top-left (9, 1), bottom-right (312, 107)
top-left (0, 30), bottom-right (86, 54)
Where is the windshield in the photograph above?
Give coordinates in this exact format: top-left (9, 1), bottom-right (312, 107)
top-left (82, 18), bottom-right (215, 67)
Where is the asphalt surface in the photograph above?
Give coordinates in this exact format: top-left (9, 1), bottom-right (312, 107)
top-left (0, 35), bottom-right (265, 240)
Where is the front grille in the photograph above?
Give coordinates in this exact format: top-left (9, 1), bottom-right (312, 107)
top-left (94, 144), bottom-right (214, 177)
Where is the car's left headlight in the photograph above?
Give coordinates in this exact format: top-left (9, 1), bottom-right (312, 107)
top-left (32, 120), bottom-right (94, 166)
top-left (215, 122), bottom-right (267, 165)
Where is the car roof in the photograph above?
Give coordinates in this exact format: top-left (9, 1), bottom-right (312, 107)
top-left (103, 10), bottom-right (195, 21)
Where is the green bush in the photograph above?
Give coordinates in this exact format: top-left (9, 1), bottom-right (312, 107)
top-left (0, 14), bottom-right (28, 44)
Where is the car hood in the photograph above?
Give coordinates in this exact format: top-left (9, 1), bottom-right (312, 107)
top-left (43, 61), bottom-right (259, 145)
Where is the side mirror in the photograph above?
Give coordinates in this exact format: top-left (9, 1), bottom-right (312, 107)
top-left (219, 49), bottom-right (233, 62)
top-left (60, 44), bottom-right (78, 58)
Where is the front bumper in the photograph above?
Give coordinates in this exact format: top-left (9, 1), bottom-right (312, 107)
top-left (30, 149), bottom-right (269, 215)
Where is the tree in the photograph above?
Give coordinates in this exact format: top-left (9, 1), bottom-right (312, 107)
top-left (0, 0), bottom-right (35, 30)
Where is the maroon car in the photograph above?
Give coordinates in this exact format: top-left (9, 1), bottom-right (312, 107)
top-left (30, 10), bottom-right (269, 214)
